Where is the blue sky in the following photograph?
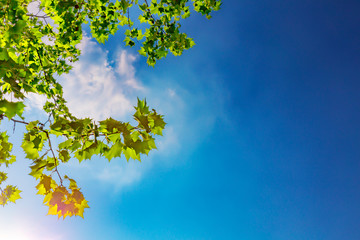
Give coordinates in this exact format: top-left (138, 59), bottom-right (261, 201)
top-left (1, 0), bottom-right (360, 239)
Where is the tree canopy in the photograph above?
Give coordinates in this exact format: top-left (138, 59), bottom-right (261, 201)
top-left (0, 0), bottom-right (221, 219)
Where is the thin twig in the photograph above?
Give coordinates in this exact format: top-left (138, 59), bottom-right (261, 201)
top-left (44, 131), bottom-right (63, 186)
top-left (26, 14), bottom-right (51, 19)
top-left (10, 118), bottom-right (29, 125)
top-left (43, 112), bottom-right (53, 126)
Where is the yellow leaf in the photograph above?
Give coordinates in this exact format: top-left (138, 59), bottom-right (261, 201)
top-left (47, 205), bottom-right (58, 215)
top-left (0, 193), bottom-right (7, 206)
top-left (49, 189), bottom-right (65, 206)
top-left (36, 175), bottom-right (54, 194)
top-left (71, 189), bottom-right (85, 204)
top-left (6, 186), bottom-right (21, 203)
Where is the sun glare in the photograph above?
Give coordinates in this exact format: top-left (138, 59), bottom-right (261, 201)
top-left (0, 223), bottom-right (63, 240)
top-left (0, 229), bottom-right (34, 240)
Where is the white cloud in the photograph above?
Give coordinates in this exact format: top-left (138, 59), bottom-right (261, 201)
top-left (25, 36), bottom-right (135, 120)
top-left (25, 92), bottom-right (47, 111)
top-left (59, 35), bottom-right (138, 121)
top-left (116, 50), bottom-right (144, 90)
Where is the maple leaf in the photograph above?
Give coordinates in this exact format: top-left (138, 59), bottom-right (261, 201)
top-left (0, 185), bottom-right (21, 205)
top-left (49, 188), bottom-right (66, 206)
top-left (0, 100), bottom-right (25, 119)
top-left (4, 185), bottom-right (21, 203)
top-left (123, 147), bottom-right (140, 161)
top-left (0, 132), bottom-right (16, 167)
top-left (59, 150), bottom-right (70, 163)
top-left (40, 176), bottom-right (89, 219)
top-left (36, 175), bottom-right (54, 194)
top-left (21, 140), bottom-right (39, 160)
top-left (103, 141), bottom-right (123, 161)
top-left (0, 172), bottom-right (7, 184)
top-left (0, 192), bottom-right (7, 206)
top-left (29, 158), bottom-right (47, 179)
top-left (99, 118), bottom-right (128, 133)
top-left (71, 189), bottom-right (85, 204)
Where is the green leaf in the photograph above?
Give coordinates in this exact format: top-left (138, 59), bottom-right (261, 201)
top-left (103, 141), bottom-right (123, 161)
top-left (59, 150), bottom-right (70, 163)
top-left (29, 160), bottom-right (46, 179)
top-left (13, 20), bottom-right (27, 34)
top-left (58, 139), bottom-right (73, 149)
top-left (123, 147), bottom-right (140, 161)
top-left (99, 118), bottom-right (127, 133)
top-left (0, 132), bottom-right (16, 167)
top-left (0, 100), bottom-right (25, 119)
top-left (21, 140), bottom-right (39, 160)
top-left (0, 48), bottom-right (9, 61)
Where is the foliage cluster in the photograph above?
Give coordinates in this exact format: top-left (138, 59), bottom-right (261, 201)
top-left (0, 0), bottom-right (220, 218)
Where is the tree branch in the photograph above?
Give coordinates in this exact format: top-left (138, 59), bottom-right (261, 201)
top-left (44, 130), bottom-right (63, 186)
top-left (10, 118), bottom-right (29, 125)
top-left (26, 14), bottom-right (51, 19)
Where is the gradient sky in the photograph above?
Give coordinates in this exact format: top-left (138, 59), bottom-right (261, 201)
top-left (1, 0), bottom-right (360, 239)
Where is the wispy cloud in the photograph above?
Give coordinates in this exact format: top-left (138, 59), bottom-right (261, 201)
top-left (116, 50), bottom-right (144, 90)
top-left (97, 160), bottom-right (144, 191)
